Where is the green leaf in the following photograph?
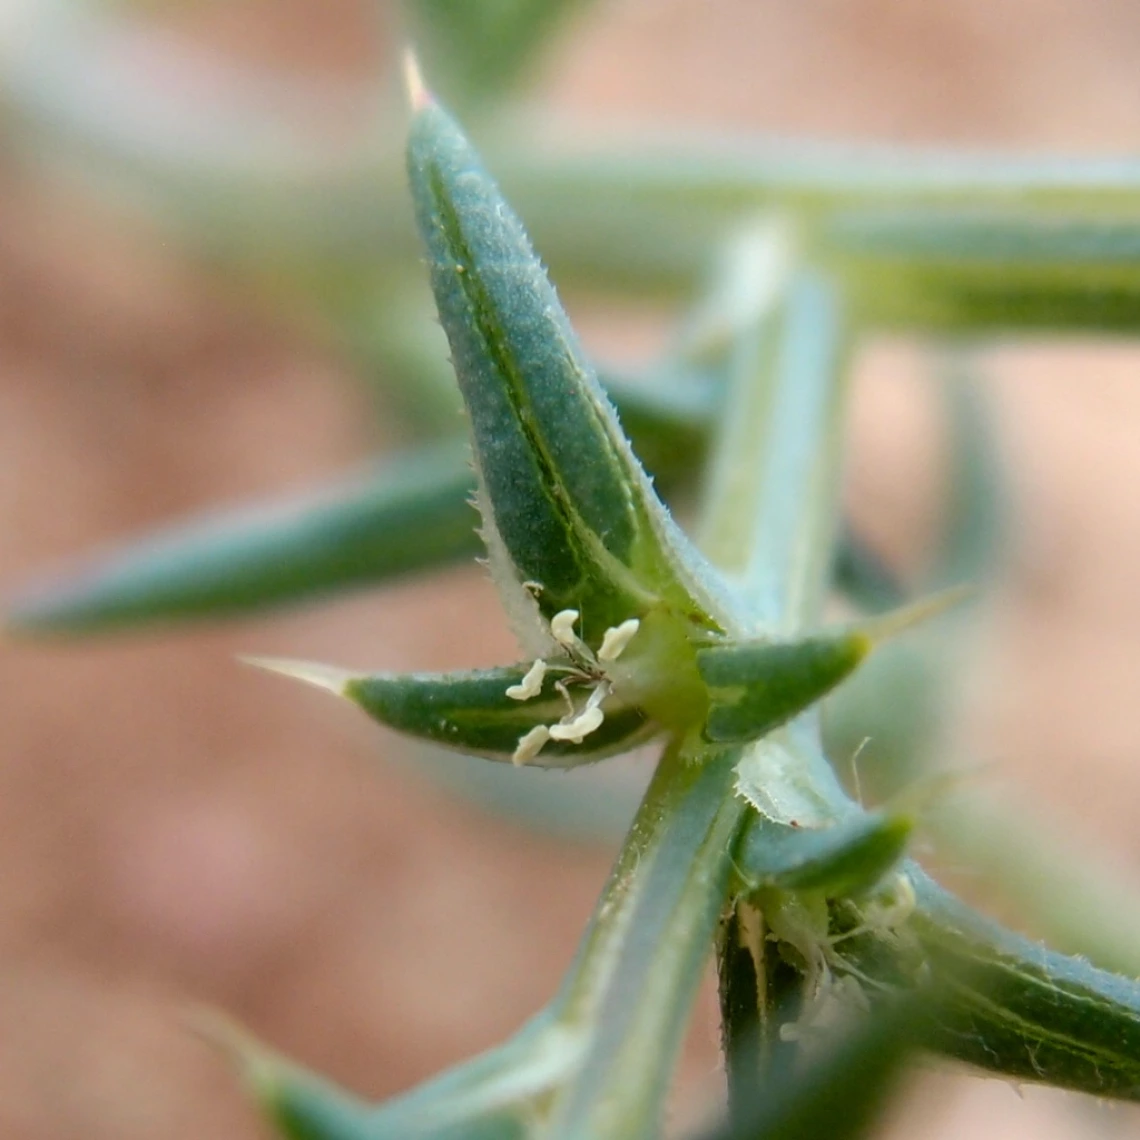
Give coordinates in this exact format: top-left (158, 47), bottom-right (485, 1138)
top-left (846, 868), bottom-right (1140, 1100)
top-left (698, 631), bottom-right (871, 744)
top-left (402, 0), bottom-right (596, 109)
top-left (248, 657), bottom-right (657, 767)
top-left (699, 590), bottom-right (965, 745)
top-left (699, 998), bottom-right (921, 1140)
top-left (6, 443), bottom-right (480, 635)
top-left (735, 810), bottom-right (912, 897)
top-left (405, 83), bottom-right (731, 651)
top-left (828, 209), bottom-right (1140, 332)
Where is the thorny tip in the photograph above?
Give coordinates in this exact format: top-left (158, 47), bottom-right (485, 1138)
top-left (861, 582), bottom-right (974, 645)
top-left (184, 1006), bottom-right (278, 1097)
top-left (402, 48), bottom-right (432, 112)
top-left (239, 655), bottom-right (355, 697)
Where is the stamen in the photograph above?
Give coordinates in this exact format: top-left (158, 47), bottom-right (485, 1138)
top-left (550, 609), bottom-right (581, 649)
top-left (554, 679), bottom-right (575, 718)
top-left (505, 659), bottom-right (547, 701)
top-left (597, 618), bottom-right (641, 662)
top-left (549, 706), bottom-right (605, 743)
top-left (513, 725), bottom-right (551, 765)
top-left (582, 681), bottom-right (611, 713)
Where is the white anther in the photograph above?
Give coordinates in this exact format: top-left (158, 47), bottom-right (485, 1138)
top-left (550, 609), bottom-right (581, 648)
top-left (548, 706), bottom-right (605, 743)
top-left (597, 618), bottom-right (641, 663)
top-left (505, 659), bottom-right (547, 701)
top-left (513, 724), bottom-right (551, 765)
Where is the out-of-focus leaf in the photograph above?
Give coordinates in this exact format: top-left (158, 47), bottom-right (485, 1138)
top-left (828, 210), bottom-right (1140, 332)
top-left (928, 357), bottom-right (1006, 590)
top-left (402, 0), bottom-right (598, 109)
top-left (830, 524), bottom-right (902, 613)
top-left (6, 442), bottom-right (479, 635)
top-left (699, 997), bottom-right (921, 1140)
top-left (824, 356), bottom-right (1002, 801)
top-left (599, 367), bottom-right (716, 485)
top-left (735, 810), bottom-right (912, 897)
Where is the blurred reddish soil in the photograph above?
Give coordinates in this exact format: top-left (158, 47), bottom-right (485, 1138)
top-left (5, 3), bottom-right (1140, 1138)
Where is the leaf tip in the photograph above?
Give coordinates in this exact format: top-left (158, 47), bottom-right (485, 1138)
top-left (863, 582), bottom-right (974, 645)
top-left (240, 655), bottom-right (355, 697)
top-left (184, 1006), bottom-right (278, 1098)
top-left (402, 47), bottom-right (433, 112)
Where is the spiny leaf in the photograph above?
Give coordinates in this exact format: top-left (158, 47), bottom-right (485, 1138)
top-left (194, 1007), bottom-right (529, 1140)
top-left (247, 657), bottom-right (656, 767)
top-left (190, 1010), bottom-right (377, 1140)
top-left (735, 810), bottom-right (913, 898)
top-left (698, 588), bottom-right (965, 744)
top-left (699, 632), bottom-right (871, 744)
top-left (404, 74), bottom-right (732, 654)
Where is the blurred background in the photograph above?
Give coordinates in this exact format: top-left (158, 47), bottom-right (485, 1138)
top-left (4, 1), bottom-right (1140, 1137)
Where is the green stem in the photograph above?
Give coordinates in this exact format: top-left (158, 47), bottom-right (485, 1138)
top-left (545, 742), bottom-right (747, 1139)
top-left (701, 269), bottom-right (857, 1117)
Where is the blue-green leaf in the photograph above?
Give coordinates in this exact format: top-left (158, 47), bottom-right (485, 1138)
top-left (846, 867), bottom-right (1140, 1099)
top-left (735, 810), bottom-right (912, 898)
top-left (197, 1012), bottom-right (531, 1140)
top-left (7, 443), bottom-right (479, 635)
top-left (699, 631), bottom-right (871, 744)
top-left (3, 369), bottom-right (715, 637)
top-left (249, 657), bottom-right (656, 767)
top-left (700, 590), bottom-right (967, 744)
top-left (405, 79), bottom-right (732, 658)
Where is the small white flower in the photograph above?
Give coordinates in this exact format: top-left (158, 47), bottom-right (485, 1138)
top-left (509, 610), bottom-right (640, 761)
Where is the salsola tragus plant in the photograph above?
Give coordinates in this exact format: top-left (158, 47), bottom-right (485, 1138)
top-left (14, 6), bottom-right (1140, 1139)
